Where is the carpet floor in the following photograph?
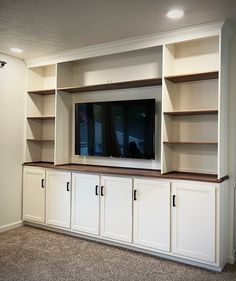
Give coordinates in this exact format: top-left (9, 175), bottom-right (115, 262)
top-left (0, 226), bottom-right (236, 281)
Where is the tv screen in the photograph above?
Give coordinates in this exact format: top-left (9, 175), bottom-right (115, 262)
top-left (75, 99), bottom-right (155, 159)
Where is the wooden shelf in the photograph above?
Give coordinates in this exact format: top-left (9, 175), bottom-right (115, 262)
top-left (163, 141), bottom-right (218, 145)
top-left (27, 139), bottom-right (54, 142)
top-left (22, 162), bottom-right (228, 183)
top-left (27, 116), bottom-right (55, 120)
top-left (165, 71), bottom-right (218, 83)
top-left (164, 109), bottom-right (218, 116)
top-left (57, 78), bottom-right (162, 93)
top-left (28, 89), bottom-right (55, 95)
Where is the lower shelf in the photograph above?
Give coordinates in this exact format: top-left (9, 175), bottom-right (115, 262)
top-left (25, 142), bottom-right (54, 163)
top-left (163, 142), bottom-right (218, 175)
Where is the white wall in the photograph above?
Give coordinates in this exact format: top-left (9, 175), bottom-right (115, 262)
top-left (0, 54), bottom-right (26, 228)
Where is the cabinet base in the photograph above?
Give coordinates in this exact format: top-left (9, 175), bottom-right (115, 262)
top-left (24, 221), bottom-right (224, 272)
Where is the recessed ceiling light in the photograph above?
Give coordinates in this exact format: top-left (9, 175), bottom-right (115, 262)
top-left (10, 47), bottom-right (23, 54)
top-left (166, 9), bottom-right (185, 19)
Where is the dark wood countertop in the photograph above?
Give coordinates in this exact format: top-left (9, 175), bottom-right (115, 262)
top-left (23, 162), bottom-right (229, 183)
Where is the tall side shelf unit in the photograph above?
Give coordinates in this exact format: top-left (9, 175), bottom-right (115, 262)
top-left (23, 22), bottom-right (233, 271)
top-left (26, 64), bottom-right (56, 162)
top-left (161, 35), bottom-right (227, 179)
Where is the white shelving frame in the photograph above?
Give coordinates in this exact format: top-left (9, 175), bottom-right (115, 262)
top-left (24, 21), bottom-right (231, 180)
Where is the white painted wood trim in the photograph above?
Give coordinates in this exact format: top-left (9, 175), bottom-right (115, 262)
top-left (227, 254), bottom-right (236, 264)
top-left (25, 21), bottom-right (224, 68)
top-left (0, 221), bottom-right (24, 233)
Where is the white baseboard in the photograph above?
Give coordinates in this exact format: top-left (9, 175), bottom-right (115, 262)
top-left (227, 255), bottom-right (235, 264)
top-left (0, 221), bottom-right (23, 233)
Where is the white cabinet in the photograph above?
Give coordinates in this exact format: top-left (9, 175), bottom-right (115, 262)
top-left (100, 176), bottom-right (133, 242)
top-left (72, 173), bottom-right (100, 235)
top-left (171, 182), bottom-right (216, 262)
top-left (133, 179), bottom-right (170, 252)
top-left (46, 170), bottom-right (71, 229)
top-left (23, 167), bottom-right (46, 223)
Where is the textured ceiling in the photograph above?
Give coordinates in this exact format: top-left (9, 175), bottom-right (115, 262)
top-left (0, 0), bottom-right (236, 60)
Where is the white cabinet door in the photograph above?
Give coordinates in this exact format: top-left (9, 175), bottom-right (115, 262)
top-left (100, 176), bottom-right (132, 242)
top-left (72, 173), bottom-right (100, 235)
top-left (23, 167), bottom-right (46, 223)
top-left (133, 179), bottom-right (170, 251)
top-left (46, 170), bottom-right (71, 229)
top-left (172, 182), bottom-right (216, 262)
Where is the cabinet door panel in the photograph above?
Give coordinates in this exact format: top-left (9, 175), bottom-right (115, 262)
top-left (46, 170), bottom-right (71, 228)
top-left (23, 167), bottom-right (45, 223)
top-left (101, 176), bottom-right (132, 242)
top-left (72, 173), bottom-right (100, 235)
top-left (133, 179), bottom-right (170, 251)
top-left (172, 182), bottom-right (215, 262)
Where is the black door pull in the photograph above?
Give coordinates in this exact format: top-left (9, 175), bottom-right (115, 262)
top-left (134, 190), bottom-right (137, 201)
top-left (66, 182), bottom-right (70, 192)
top-left (173, 195), bottom-right (176, 207)
top-left (95, 185), bottom-right (99, 196)
top-left (101, 186), bottom-right (104, 196)
top-left (41, 179), bottom-right (45, 188)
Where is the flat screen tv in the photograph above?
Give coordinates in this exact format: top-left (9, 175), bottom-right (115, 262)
top-left (75, 99), bottom-right (155, 159)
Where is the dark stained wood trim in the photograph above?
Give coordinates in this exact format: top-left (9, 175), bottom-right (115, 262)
top-left (163, 141), bottom-right (218, 145)
top-left (28, 89), bottom-right (55, 95)
top-left (27, 116), bottom-right (55, 120)
top-left (164, 109), bottom-right (218, 116)
top-left (57, 78), bottom-right (162, 93)
top-left (23, 162), bottom-right (229, 183)
top-left (26, 139), bottom-right (54, 141)
top-left (165, 71), bottom-right (219, 83)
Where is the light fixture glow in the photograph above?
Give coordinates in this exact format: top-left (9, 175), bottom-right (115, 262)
top-left (166, 9), bottom-right (185, 19)
top-left (10, 47), bottom-right (23, 54)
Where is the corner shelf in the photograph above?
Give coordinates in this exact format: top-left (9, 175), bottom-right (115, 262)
top-left (57, 78), bottom-right (162, 93)
top-left (164, 109), bottom-right (218, 116)
top-left (165, 71), bottom-right (218, 83)
top-left (28, 89), bottom-right (55, 95)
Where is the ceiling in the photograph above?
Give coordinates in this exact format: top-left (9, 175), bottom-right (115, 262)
top-left (0, 0), bottom-right (236, 60)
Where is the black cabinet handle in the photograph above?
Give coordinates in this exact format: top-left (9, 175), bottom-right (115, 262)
top-left (41, 179), bottom-right (45, 188)
top-left (134, 190), bottom-right (137, 201)
top-left (66, 182), bottom-right (70, 192)
top-left (101, 186), bottom-right (104, 196)
top-left (173, 195), bottom-right (176, 207)
top-left (95, 185), bottom-right (99, 196)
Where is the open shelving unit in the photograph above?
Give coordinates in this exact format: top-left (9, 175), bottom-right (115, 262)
top-left (25, 64), bottom-right (56, 163)
top-left (24, 25), bottom-right (229, 180)
top-left (162, 36), bottom-right (221, 176)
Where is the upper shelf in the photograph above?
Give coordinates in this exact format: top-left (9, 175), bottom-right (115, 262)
top-left (28, 89), bottom-right (55, 95)
top-left (164, 109), bottom-right (218, 116)
top-left (57, 78), bottom-right (162, 93)
top-left (165, 71), bottom-right (218, 83)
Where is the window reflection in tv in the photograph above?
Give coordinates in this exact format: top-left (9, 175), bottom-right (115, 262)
top-left (75, 99), bottom-right (155, 159)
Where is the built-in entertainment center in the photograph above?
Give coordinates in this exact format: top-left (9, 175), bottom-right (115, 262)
top-left (23, 21), bottom-right (233, 271)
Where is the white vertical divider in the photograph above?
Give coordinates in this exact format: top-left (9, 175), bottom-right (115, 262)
top-left (161, 44), bottom-right (174, 174)
top-left (54, 89), bottom-right (72, 165)
top-left (218, 24), bottom-right (233, 179)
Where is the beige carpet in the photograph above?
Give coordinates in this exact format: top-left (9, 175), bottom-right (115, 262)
top-left (0, 226), bottom-right (236, 281)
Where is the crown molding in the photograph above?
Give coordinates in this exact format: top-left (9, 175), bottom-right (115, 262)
top-left (25, 20), bottom-right (225, 67)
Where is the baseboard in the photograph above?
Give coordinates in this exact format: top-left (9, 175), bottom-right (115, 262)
top-left (0, 220), bottom-right (23, 233)
top-left (25, 221), bottom-right (223, 272)
top-left (227, 255), bottom-right (236, 264)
